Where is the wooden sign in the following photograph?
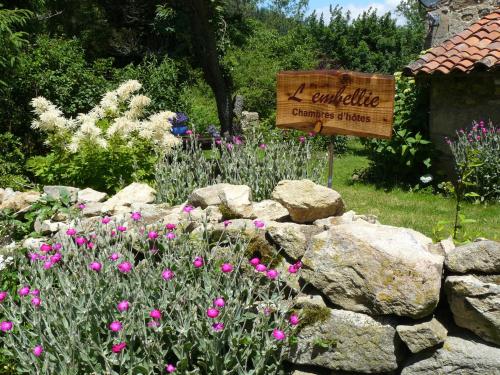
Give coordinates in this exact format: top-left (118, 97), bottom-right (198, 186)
top-left (276, 70), bottom-right (395, 139)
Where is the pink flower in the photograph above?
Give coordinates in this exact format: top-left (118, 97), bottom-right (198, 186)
top-left (111, 230), bottom-right (116, 237)
top-left (101, 216), bottom-right (111, 224)
top-left (183, 205), bottom-right (194, 213)
top-left (117, 226), bottom-right (127, 232)
top-left (131, 211), bottom-right (142, 221)
top-left (89, 262), bottom-right (102, 272)
top-left (109, 252), bottom-right (120, 261)
top-left (308, 131), bottom-right (316, 137)
top-left (18, 286), bottom-right (30, 297)
top-left (31, 289), bottom-right (40, 296)
top-left (147, 320), bottom-right (160, 328)
top-left (273, 328), bottom-right (286, 340)
top-left (206, 308), bottom-right (219, 319)
top-left (223, 220), bottom-right (232, 228)
top-left (253, 220), bottom-right (265, 229)
top-left (186, 130), bottom-right (193, 135)
top-left (215, 138), bottom-right (222, 145)
top-left (31, 297), bottom-right (41, 308)
top-left (40, 243), bottom-right (52, 252)
top-left (66, 228), bottom-right (77, 236)
top-left (193, 257), bottom-right (204, 268)
top-left (150, 309), bottom-right (162, 320)
top-left (266, 269), bottom-right (279, 280)
top-left (233, 136), bottom-right (243, 145)
top-left (289, 314), bottom-right (300, 326)
top-left (78, 203), bottom-right (86, 210)
top-left (32, 345), bottom-right (43, 357)
top-left (109, 321), bottom-right (122, 332)
top-left (226, 143), bottom-right (234, 151)
top-left (112, 342), bottom-right (126, 353)
top-left (166, 364), bottom-right (176, 373)
top-left (0, 321), bottom-right (13, 332)
top-left (117, 300), bottom-right (130, 312)
top-left (299, 136), bottom-right (306, 143)
top-left (212, 322), bottom-right (224, 332)
top-left (255, 264), bottom-right (267, 273)
top-left (259, 143), bottom-right (267, 149)
top-left (148, 231), bottom-right (158, 240)
top-left (75, 237), bottom-right (87, 246)
top-left (43, 261), bottom-right (53, 270)
top-left (294, 261), bottom-right (303, 269)
top-left (117, 261), bottom-right (133, 273)
top-left (162, 269), bottom-right (175, 280)
top-left (49, 253), bottom-right (61, 264)
top-left (166, 223), bottom-right (176, 231)
top-left (0, 291), bottom-right (7, 302)
top-left (288, 265), bottom-right (298, 274)
top-left (53, 243), bottom-right (62, 251)
top-left (249, 257), bottom-right (260, 266)
top-left (213, 298), bottom-right (225, 308)
top-left (220, 263), bottom-right (233, 273)
top-left (166, 232), bottom-right (176, 240)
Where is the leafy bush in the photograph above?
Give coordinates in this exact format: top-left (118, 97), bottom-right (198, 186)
top-left (180, 79), bottom-right (220, 134)
top-left (362, 73), bottom-right (433, 186)
top-left (0, 216), bottom-right (297, 374)
top-left (0, 132), bottom-right (29, 190)
top-left (447, 121), bottom-right (499, 202)
top-left (155, 133), bottom-right (325, 205)
top-left (26, 80), bottom-right (181, 193)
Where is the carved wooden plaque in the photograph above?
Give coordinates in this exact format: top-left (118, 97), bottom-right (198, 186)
top-left (276, 70), bottom-right (395, 139)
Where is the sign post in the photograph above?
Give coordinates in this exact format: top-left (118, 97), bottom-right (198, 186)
top-left (276, 70), bottom-right (395, 188)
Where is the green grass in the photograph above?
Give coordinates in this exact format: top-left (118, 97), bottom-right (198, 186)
top-left (327, 140), bottom-right (499, 241)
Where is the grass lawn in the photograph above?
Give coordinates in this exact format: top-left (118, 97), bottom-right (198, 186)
top-left (327, 140), bottom-right (499, 240)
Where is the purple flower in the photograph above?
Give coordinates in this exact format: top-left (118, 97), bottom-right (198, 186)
top-left (148, 231), bottom-right (158, 240)
top-left (31, 297), bottom-right (41, 308)
top-left (53, 243), bottom-right (62, 251)
top-left (43, 261), bottom-right (53, 270)
top-left (101, 216), bottom-right (111, 224)
top-left (162, 269), bottom-right (175, 281)
top-left (112, 342), bottom-right (126, 353)
top-left (32, 345), bottom-right (43, 357)
top-left (78, 203), bottom-right (86, 210)
top-left (89, 262), bottom-right (102, 272)
top-left (266, 269), bottom-right (279, 280)
top-left (117, 226), bottom-right (127, 232)
top-left (131, 212), bottom-right (142, 221)
top-left (253, 220), bottom-right (265, 229)
top-left (18, 286), bottom-right (30, 297)
top-left (166, 364), bottom-right (176, 373)
top-left (215, 138), bottom-right (222, 145)
top-left (117, 300), bottom-right (130, 312)
top-left (109, 252), bottom-right (120, 261)
top-left (50, 253), bottom-right (62, 264)
top-left (294, 261), bottom-right (303, 269)
top-left (212, 322), bottom-right (224, 332)
top-left (0, 321), bottom-right (13, 332)
top-left (259, 143), bottom-right (267, 149)
top-left (166, 232), bottom-right (176, 240)
top-left (220, 263), bottom-right (233, 273)
top-left (207, 308), bottom-right (219, 319)
top-left (166, 223), bottom-right (176, 231)
top-left (40, 243), bottom-right (52, 252)
top-left (299, 136), bottom-right (306, 143)
top-left (183, 205), bottom-right (194, 213)
top-left (75, 237), bottom-right (87, 246)
top-left (273, 328), bottom-right (286, 340)
top-left (147, 320), bottom-right (160, 328)
top-left (109, 321), bottom-right (122, 332)
top-left (249, 257), bottom-right (260, 266)
top-left (117, 261), bottom-right (133, 273)
top-left (66, 228), bottom-right (77, 236)
top-left (31, 289), bottom-right (40, 296)
top-left (233, 136), bottom-right (243, 145)
top-left (288, 265), bottom-right (298, 274)
top-left (150, 309), bottom-right (162, 320)
top-left (193, 257), bottom-right (204, 268)
top-left (87, 242), bottom-right (95, 250)
top-left (289, 314), bottom-right (300, 326)
top-left (223, 220), bottom-right (232, 228)
top-left (0, 291), bottom-right (7, 302)
top-left (213, 298), bottom-right (225, 308)
top-left (255, 264), bottom-right (267, 273)
top-left (226, 143), bottom-right (234, 151)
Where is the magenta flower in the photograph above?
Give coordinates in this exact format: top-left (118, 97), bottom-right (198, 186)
top-left (166, 232), bottom-right (176, 240)
top-left (249, 257), bottom-right (260, 266)
top-left (226, 143), bottom-right (234, 151)
top-left (233, 136), bottom-right (243, 145)
top-left (78, 203), bottom-right (86, 210)
top-left (299, 136), bottom-right (306, 143)
top-left (75, 237), bottom-right (87, 246)
top-left (117, 226), bottom-right (127, 232)
top-left (18, 286), bottom-right (30, 297)
top-left (259, 143), bottom-right (267, 149)
top-left (117, 300), bottom-right (130, 312)
top-left (131, 212), bottom-right (142, 221)
top-left (117, 261), bottom-right (133, 273)
top-left (166, 364), bottom-right (176, 373)
top-left (162, 269), bottom-right (175, 281)
top-left (89, 262), bottom-right (102, 272)
top-left (0, 321), bottom-right (13, 332)
top-left (43, 261), bottom-right (53, 270)
top-left (150, 309), bottom-right (162, 320)
top-left (288, 265), bottom-right (298, 274)
top-left (206, 308), bottom-right (220, 319)
top-left (112, 342), bottom-right (126, 353)
top-left (273, 328), bottom-right (286, 340)
top-left (50, 253), bottom-right (62, 264)
top-left (31, 289), bottom-right (40, 296)
top-left (308, 131), bottom-right (316, 137)
top-left (165, 223), bottom-right (176, 231)
top-left (31, 297), bottom-right (41, 308)
top-left (109, 252), bottom-right (120, 261)
top-left (255, 264), bottom-right (267, 273)
top-left (32, 345), bottom-right (43, 357)
top-left (109, 321), bottom-right (123, 332)
top-left (87, 242), bottom-right (95, 250)
top-left (220, 263), bottom-right (233, 273)
top-left (53, 243), bottom-right (62, 251)
top-left (111, 230), bottom-right (116, 237)
top-left (215, 138), bottom-right (222, 145)
top-left (294, 260), bottom-right (303, 269)
top-left (212, 322), bottom-right (224, 332)
top-left (148, 231), bottom-right (158, 240)
top-left (183, 205), bottom-right (194, 213)
top-left (223, 220), bottom-right (232, 228)
top-left (193, 257), bottom-right (204, 268)
top-left (0, 291), bottom-right (7, 302)
top-left (289, 314), bottom-right (300, 326)
top-left (101, 216), bottom-right (111, 224)
top-left (147, 320), bottom-right (160, 328)
top-left (66, 228), bottom-right (77, 236)
top-left (266, 269), bottom-right (279, 280)
top-left (213, 298), bottom-right (225, 308)
top-left (253, 220), bottom-right (265, 229)
top-left (40, 243), bottom-right (52, 252)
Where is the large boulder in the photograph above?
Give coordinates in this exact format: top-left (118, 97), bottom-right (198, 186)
top-left (0, 191), bottom-right (41, 212)
top-left (401, 335), bottom-right (500, 375)
top-left (288, 308), bottom-right (401, 373)
top-left (445, 275), bottom-right (500, 345)
top-left (189, 183), bottom-right (251, 207)
top-left (396, 318), bottom-right (448, 353)
top-left (301, 222), bottom-right (443, 318)
top-left (43, 186), bottom-right (79, 202)
top-left (77, 188), bottom-right (107, 203)
top-left (251, 200), bottom-right (289, 221)
top-left (445, 240), bottom-right (500, 274)
top-left (272, 180), bottom-right (345, 223)
top-left (101, 183), bottom-right (156, 213)
top-left (266, 222), bottom-right (320, 260)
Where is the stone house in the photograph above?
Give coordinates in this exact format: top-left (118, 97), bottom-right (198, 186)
top-left (403, 9), bottom-right (499, 174)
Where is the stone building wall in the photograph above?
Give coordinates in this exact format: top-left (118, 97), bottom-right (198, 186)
top-left (426, 0), bottom-right (500, 47)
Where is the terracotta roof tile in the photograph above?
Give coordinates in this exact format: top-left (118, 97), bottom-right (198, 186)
top-left (404, 10), bottom-right (500, 75)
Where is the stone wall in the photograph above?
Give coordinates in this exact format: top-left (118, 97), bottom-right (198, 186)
top-left (426, 0), bottom-right (500, 47)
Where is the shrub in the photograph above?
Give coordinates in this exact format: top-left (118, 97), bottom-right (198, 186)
top-left (447, 120), bottom-right (499, 202)
top-left (0, 132), bottom-right (29, 190)
top-left (0, 216), bottom-right (297, 373)
top-left (26, 80), bottom-right (181, 193)
top-left (155, 132), bottom-right (325, 205)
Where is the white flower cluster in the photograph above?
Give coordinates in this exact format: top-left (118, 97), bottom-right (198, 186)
top-left (0, 254), bottom-right (14, 272)
top-left (30, 80), bottom-right (181, 153)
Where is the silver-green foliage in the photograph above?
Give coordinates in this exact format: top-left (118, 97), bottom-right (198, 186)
top-left (0, 220), bottom-right (293, 374)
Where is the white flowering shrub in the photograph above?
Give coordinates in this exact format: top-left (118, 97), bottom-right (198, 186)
top-left (27, 80), bottom-right (181, 192)
top-left (0, 214), bottom-right (301, 374)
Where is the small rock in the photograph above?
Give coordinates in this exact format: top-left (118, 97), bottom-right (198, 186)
top-left (445, 240), bottom-right (500, 274)
top-left (294, 294), bottom-right (327, 309)
top-left (101, 183), bottom-right (156, 213)
top-left (40, 220), bottom-right (68, 235)
top-left (189, 183), bottom-right (251, 208)
top-left (22, 238), bottom-right (48, 251)
top-left (43, 186), bottom-right (79, 202)
top-left (251, 200), bottom-right (289, 221)
top-left (77, 188), bottom-right (107, 203)
top-left (397, 318), bottom-right (448, 353)
top-left (266, 222), bottom-right (309, 260)
top-left (313, 210), bottom-right (379, 229)
top-left (272, 180), bottom-right (345, 223)
top-left (130, 203), bottom-right (172, 224)
top-left (0, 191), bottom-right (41, 212)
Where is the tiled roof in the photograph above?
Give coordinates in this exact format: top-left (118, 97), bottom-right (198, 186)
top-left (404, 10), bottom-right (500, 75)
